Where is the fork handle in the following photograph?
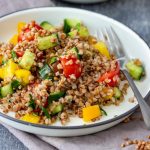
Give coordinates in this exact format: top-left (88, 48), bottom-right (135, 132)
top-left (122, 69), bottom-right (150, 129)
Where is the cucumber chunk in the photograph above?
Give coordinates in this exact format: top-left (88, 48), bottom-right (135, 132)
top-left (40, 21), bottom-right (54, 31)
top-left (113, 87), bottom-right (121, 99)
top-left (19, 50), bottom-right (35, 70)
top-left (126, 60), bottom-right (144, 80)
top-left (52, 104), bottom-right (64, 115)
top-left (78, 26), bottom-right (89, 38)
top-left (68, 30), bottom-right (78, 38)
top-left (48, 91), bottom-right (66, 104)
top-left (64, 19), bottom-right (81, 33)
top-left (37, 34), bottom-right (58, 50)
top-left (39, 64), bottom-right (53, 79)
top-left (1, 83), bottom-right (13, 97)
top-left (76, 23), bottom-right (89, 38)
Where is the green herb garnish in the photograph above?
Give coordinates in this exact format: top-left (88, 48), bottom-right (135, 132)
top-left (100, 107), bottom-right (107, 116)
top-left (40, 106), bottom-right (51, 118)
top-left (28, 94), bottom-right (36, 110)
top-left (2, 60), bottom-right (7, 65)
top-left (11, 50), bottom-right (17, 60)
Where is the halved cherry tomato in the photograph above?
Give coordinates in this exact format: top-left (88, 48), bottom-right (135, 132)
top-left (16, 51), bottom-right (24, 57)
top-left (60, 56), bottom-right (82, 78)
top-left (98, 61), bottom-right (120, 87)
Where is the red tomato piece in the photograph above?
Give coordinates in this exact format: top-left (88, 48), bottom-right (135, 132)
top-left (24, 28), bottom-right (30, 33)
top-left (16, 51), bottom-right (24, 57)
top-left (60, 56), bottom-right (82, 78)
top-left (34, 24), bottom-right (43, 30)
top-left (98, 61), bottom-right (120, 87)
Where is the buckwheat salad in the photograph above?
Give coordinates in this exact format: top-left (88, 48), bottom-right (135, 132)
top-left (0, 19), bottom-right (145, 125)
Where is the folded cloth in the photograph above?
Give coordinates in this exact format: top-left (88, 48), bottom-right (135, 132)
top-left (2, 123), bottom-right (56, 150)
top-left (0, 0), bottom-right (150, 150)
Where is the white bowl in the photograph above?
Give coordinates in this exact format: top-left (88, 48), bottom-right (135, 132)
top-left (0, 7), bottom-right (150, 137)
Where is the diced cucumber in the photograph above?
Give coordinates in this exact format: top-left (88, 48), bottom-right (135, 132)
top-left (78, 26), bottom-right (89, 38)
top-left (67, 23), bottom-right (89, 39)
top-left (75, 23), bottom-right (89, 38)
top-left (68, 30), bottom-right (78, 38)
top-left (48, 91), bottom-right (66, 104)
top-left (19, 50), bottom-right (35, 70)
top-left (11, 80), bottom-right (21, 90)
top-left (71, 47), bottom-right (82, 59)
top-left (126, 60), bottom-right (144, 80)
top-left (52, 104), bottom-right (64, 115)
top-left (37, 34), bottom-right (58, 50)
top-left (113, 87), bottom-right (121, 99)
top-left (1, 83), bottom-right (13, 97)
top-left (40, 21), bottom-right (54, 31)
top-left (64, 19), bottom-right (81, 33)
top-left (39, 64), bottom-right (53, 79)
top-left (50, 57), bottom-right (57, 65)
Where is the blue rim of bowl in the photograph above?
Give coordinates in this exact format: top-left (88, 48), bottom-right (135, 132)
top-left (0, 7), bottom-right (149, 130)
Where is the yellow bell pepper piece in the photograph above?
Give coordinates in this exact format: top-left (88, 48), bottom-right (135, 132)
top-left (0, 55), bottom-right (3, 65)
top-left (94, 41), bottom-right (110, 59)
top-left (0, 59), bottom-right (19, 79)
top-left (9, 34), bottom-right (18, 45)
top-left (15, 69), bottom-right (31, 85)
top-left (5, 59), bottom-right (19, 78)
top-left (18, 22), bottom-right (26, 33)
top-left (21, 114), bottom-right (40, 124)
top-left (0, 68), bottom-right (5, 79)
top-left (83, 105), bottom-right (101, 122)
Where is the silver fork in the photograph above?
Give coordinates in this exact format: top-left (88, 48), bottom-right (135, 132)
top-left (98, 27), bottom-right (150, 129)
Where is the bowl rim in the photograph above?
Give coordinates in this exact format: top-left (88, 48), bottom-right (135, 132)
top-left (0, 7), bottom-right (149, 130)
